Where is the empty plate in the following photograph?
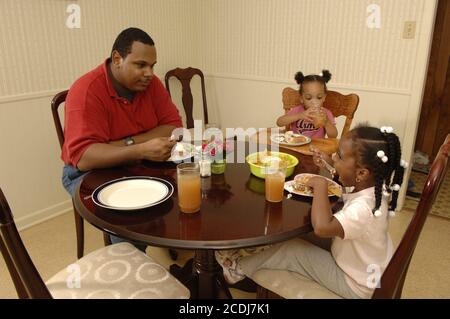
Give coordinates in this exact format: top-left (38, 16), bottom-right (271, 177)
top-left (92, 176), bottom-right (174, 210)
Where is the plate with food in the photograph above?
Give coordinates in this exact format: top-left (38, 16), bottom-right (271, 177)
top-left (245, 150), bottom-right (299, 179)
top-left (168, 142), bottom-right (195, 162)
top-left (284, 173), bottom-right (342, 197)
top-left (270, 131), bottom-right (311, 146)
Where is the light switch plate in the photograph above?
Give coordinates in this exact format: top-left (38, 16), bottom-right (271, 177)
top-left (403, 21), bottom-right (416, 39)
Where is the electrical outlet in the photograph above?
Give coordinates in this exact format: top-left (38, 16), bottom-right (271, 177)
top-left (403, 21), bottom-right (416, 39)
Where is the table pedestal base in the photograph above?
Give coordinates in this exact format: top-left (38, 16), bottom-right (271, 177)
top-left (170, 249), bottom-right (232, 299)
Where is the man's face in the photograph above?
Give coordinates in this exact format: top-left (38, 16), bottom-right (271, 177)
top-left (111, 41), bottom-right (157, 92)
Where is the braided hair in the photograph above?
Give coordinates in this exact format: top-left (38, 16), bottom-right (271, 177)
top-left (349, 125), bottom-right (405, 215)
top-left (295, 69), bottom-right (332, 94)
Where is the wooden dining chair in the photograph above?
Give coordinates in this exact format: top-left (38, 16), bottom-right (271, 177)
top-left (165, 67), bottom-right (209, 129)
top-left (281, 87), bottom-right (359, 137)
top-left (51, 90), bottom-right (111, 259)
top-left (0, 186), bottom-right (190, 299)
top-left (252, 134), bottom-right (450, 299)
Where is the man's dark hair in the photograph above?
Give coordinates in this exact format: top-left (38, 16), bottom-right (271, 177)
top-left (111, 27), bottom-right (155, 59)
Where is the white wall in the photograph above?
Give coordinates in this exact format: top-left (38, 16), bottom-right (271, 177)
top-left (0, 0), bottom-right (199, 228)
top-left (0, 0), bottom-right (438, 227)
top-left (196, 0), bottom-right (438, 208)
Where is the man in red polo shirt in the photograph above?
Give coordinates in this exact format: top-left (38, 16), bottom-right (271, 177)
top-left (61, 28), bottom-right (182, 249)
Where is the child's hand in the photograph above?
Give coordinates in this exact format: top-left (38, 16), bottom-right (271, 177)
top-left (298, 108), bottom-right (316, 122)
top-left (306, 176), bottom-right (328, 189)
top-left (311, 146), bottom-right (332, 168)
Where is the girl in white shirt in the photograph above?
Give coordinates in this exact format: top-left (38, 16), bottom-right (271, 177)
top-left (216, 125), bottom-right (407, 298)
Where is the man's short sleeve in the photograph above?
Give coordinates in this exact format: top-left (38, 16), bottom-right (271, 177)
top-left (63, 89), bottom-right (110, 166)
top-left (150, 77), bottom-right (182, 127)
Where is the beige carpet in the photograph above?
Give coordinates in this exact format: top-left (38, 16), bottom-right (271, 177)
top-left (1, 209), bottom-right (450, 299)
top-left (406, 170), bottom-right (450, 220)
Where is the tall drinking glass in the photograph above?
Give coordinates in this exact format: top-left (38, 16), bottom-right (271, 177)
top-left (177, 163), bottom-right (201, 213)
top-left (265, 168), bottom-right (286, 202)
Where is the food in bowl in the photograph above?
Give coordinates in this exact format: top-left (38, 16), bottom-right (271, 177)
top-left (246, 151), bottom-right (299, 179)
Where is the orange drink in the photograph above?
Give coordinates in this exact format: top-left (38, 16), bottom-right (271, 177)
top-left (265, 169), bottom-right (286, 202)
top-left (312, 106), bottom-right (326, 128)
top-left (177, 163), bottom-right (201, 213)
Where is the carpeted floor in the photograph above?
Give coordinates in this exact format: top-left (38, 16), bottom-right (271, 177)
top-left (1, 208), bottom-right (450, 298)
top-left (405, 170), bottom-right (450, 220)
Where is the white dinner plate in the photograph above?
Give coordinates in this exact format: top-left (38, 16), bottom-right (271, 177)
top-left (168, 142), bottom-right (195, 162)
top-left (92, 177), bottom-right (173, 210)
top-left (284, 173), bottom-right (342, 197)
top-left (270, 133), bottom-right (311, 146)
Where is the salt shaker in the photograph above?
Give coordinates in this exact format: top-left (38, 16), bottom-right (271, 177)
top-left (199, 159), bottom-right (212, 177)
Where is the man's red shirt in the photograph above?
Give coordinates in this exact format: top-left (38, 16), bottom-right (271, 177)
top-left (61, 60), bottom-right (182, 167)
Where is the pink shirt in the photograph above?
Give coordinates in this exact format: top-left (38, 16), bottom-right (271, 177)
top-left (287, 105), bottom-right (336, 138)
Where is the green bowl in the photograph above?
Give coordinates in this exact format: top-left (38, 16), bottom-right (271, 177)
top-left (245, 151), bottom-right (299, 179)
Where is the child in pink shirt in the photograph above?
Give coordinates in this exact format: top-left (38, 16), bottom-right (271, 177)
top-left (277, 70), bottom-right (338, 138)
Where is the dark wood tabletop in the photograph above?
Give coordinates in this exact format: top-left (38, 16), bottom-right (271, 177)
top-left (73, 141), bottom-right (330, 298)
top-left (74, 143), bottom-right (321, 249)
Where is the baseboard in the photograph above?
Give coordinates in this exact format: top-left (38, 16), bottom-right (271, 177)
top-left (15, 200), bottom-right (73, 231)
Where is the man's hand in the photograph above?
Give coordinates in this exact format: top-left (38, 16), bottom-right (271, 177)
top-left (138, 137), bottom-right (177, 162)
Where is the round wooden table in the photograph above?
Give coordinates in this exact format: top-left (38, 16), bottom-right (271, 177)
top-left (74, 142), bottom-right (326, 299)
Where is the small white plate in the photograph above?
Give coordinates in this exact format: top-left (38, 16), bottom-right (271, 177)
top-left (284, 173), bottom-right (342, 197)
top-left (168, 142), bottom-right (195, 162)
top-left (271, 133), bottom-right (311, 146)
top-left (92, 177), bottom-right (173, 210)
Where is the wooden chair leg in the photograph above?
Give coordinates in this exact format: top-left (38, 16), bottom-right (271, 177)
top-left (72, 206), bottom-right (84, 259)
top-left (169, 248), bottom-right (178, 261)
top-left (0, 236), bottom-right (29, 298)
top-left (103, 232), bottom-right (112, 246)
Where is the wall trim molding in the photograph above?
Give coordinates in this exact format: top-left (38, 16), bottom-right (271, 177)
top-left (206, 73), bottom-right (412, 96)
top-left (15, 199), bottom-right (73, 231)
top-left (0, 89), bottom-right (67, 104)
top-left (0, 74), bottom-right (411, 104)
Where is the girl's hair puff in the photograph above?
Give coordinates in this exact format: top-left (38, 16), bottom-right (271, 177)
top-left (295, 69), bottom-right (332, 94)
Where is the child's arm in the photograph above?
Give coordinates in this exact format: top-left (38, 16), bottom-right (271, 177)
top-left (324, 119), bottom-right (338, 138)
top-left (276, 108), bottom-right (315, 127)
top-left (306, 177), bottom-right (344, 239)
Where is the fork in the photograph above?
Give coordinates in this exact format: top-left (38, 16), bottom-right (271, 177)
top-left (309, 145), bottom-right (336, 178)
top-left (320, 157), bottom-right (336, 178)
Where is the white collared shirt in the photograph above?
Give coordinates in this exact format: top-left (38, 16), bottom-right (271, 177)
top-left (331, 187), bottom-right (393, 298)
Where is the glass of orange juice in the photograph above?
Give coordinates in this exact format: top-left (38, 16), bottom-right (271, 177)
top-left (265, 167), bottom-right (286, 202)
top-left (177, 163), bottom-right (201, 213)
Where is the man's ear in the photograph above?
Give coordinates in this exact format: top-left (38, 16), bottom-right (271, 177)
top-left (356, 167), bottom-right (371, 182)
top-left (111, 50), bottom-right (123, 67)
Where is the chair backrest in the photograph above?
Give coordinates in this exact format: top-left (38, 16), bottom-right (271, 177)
top-left (165, 67), bottom-right (209, 129)
top-left (0, 187), bottom-right (52, 298)
top-left (372, 134), bottom-right (450, 299)
top-left (282, 87), bottom-right (359, 136)
top-left (51, 90), bottom-right (69, 149)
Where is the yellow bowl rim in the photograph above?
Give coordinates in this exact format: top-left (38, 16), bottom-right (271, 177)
top-left (245, 151), bottom-right (299, 169)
